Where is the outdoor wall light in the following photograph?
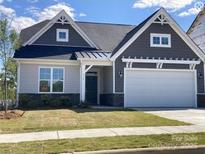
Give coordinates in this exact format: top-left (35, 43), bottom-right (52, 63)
top-left (119, 71), bottom-right (123, 78)
top-left (198, 72), bottom-right (203, 79)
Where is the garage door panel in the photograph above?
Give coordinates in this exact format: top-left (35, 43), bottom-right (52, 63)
top-left (124, 69), bottom-right (196, 108)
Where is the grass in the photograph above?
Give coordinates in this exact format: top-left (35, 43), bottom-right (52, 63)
top-left (0, 133), bottom-right (205, 154)
top-left (0, 108), bottom-right (189, 134)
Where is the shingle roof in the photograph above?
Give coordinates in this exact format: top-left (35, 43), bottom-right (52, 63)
top-left (76, 22), bottom-right (134, 51)
top-left (20, 20), bottom-right (50, 45)
top-left (17, 10), bottom-right (159, 60)
top-left (14, 45), bottom-right (96, 60)
top-left (19, 21), bottom-right (134, 51)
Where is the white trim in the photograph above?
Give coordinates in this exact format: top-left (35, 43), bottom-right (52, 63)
top-left (23, 10), bottom-right (98, 48)
top-left (80, 60), bottom-right (112, 66)
top-left (111, 8), bottom-right (205, 62)
top-left (112, 61), bottom-right (115, 93)
top-left (16, 59), bottom-right (80, 65)
top-left (38, 66), bottom-right (65, 94)
top-left (56, 29), bottom-right (69, 42)
top-left (150, 33), bottom-right (171, 48)
top-left (124, 68), bottom-right (197, 108)
top-left (122, 58), bottom-right (201, 65)
top-left (16, 62), bottom-right (20, 104)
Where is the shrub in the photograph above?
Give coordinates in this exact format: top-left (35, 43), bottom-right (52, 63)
top-left (48, 99), bottom-right (63, 108)
top-left (19, 94), bottom-right (31, 108)
top-left (60, 96), bottom-right (72, 107)
top-left (41, 95), bottom-right (50, 106)
top-left (26, 100), bottom-right (43, 108)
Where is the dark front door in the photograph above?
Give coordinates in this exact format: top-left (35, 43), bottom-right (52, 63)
top-left (86, 73), bottom-right (98, 105)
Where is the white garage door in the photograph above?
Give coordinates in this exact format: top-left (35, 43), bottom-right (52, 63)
top-left (124, 69), bottom-right (196, 108)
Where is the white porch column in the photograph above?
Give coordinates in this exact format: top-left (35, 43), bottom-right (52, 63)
top-left (80, 64), bottom-right (86, 102)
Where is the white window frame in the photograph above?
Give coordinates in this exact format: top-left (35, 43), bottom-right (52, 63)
top-left (56, 29), bottom-right (69, 42)
top-left (38, 66), bottom-right (65, 94)
top-left (150, 33), bottom-right (171, 48)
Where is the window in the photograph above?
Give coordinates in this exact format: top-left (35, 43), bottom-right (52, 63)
top-left (39, 67), bottom-right (64, 93)
top-left (56, 29), bottom-right (69, 42)
top-left (150, 33), bottom-right (171, 47)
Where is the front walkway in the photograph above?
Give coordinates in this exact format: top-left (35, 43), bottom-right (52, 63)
top-left (0, 125), bottom-right (205, 143)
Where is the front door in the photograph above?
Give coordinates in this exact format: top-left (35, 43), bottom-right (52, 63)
top-left (86, 72), bottom-right (98, 105)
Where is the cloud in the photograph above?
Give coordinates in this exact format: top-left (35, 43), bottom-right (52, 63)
top-left (0, 0), bottom-right (3, 3)
top-left (35, 3), bottom-right (75, 21)
top-left (0, 2), bottom-right (76, 32)
top-left (12, 17), bottom-right (36, 32)
top-left (178, 7), bottom-right (201, 17)
top-left (0, 5), bottom-right (15, 17)
top-left (133, 0), bottom-right (195, 12)
top-left (79, 13), bottom-right (87, 17)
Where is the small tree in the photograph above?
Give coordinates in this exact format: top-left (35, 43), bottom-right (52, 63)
top-left (0, 18), bottom-right (19, 113)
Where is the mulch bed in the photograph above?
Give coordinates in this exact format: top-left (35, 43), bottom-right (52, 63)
top-left (0, 110), bottom-right (25, 120)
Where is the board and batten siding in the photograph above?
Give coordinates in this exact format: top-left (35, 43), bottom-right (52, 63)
top-left (33, 23), bottom-right (90, 47)
top-left (103, 66), bottom-right (113, 94)
top-left (115, 23), bottom-right (204, 93)
top-left (19, 63), bottom-right (80, 93)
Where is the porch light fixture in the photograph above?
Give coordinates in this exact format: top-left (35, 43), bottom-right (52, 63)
top-left (119, 71), bottom-right (123, 78)
top-left (198, 72), bottom-right (203, 79)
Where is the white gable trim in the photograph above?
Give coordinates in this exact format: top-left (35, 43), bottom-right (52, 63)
top-left (23, 10), bottom-right (98, 48)
top-left (111, 8), bottom-right (205, 62)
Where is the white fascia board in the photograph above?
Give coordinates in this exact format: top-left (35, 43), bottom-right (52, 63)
top-left (79, 59), bottom-right (113, 66)
top-left (122, 58), bottom-right (201, 65)
top-left (17, 58), bottom-right (80, 65)
top-left (23, 10), bottom-right (98, 49)
top-left (111, 8), bottom-right (205, 63)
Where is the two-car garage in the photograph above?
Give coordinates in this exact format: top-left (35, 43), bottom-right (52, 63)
top-left (124, 68), bottom-right (197, 108)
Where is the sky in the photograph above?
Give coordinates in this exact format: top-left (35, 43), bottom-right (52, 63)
top-left (0, 0), bottom-right (204, 32)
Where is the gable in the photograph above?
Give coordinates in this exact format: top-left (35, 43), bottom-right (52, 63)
top-left (111, 8), bottom-right (205, 62)
top-left (116, 23), bottom-right (199, 60)
top-left (33, 23), bottom-right (91, 47)
top-left (188, 7), bottom-right (205, 53)
top-left (22, 10), bottom-right (98, 48)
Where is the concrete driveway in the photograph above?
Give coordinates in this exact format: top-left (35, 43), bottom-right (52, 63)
top-left (142, 108), bottom-right (205, 126)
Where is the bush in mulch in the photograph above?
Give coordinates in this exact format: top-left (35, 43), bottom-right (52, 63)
top-left (0, 110), bottom-right (25, 120)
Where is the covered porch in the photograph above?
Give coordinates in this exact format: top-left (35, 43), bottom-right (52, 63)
top-left (76, 51), bottom-right (113, 105)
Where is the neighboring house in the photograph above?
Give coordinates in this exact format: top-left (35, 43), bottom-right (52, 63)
top-left (188, 6), bottom-right (205, 53)
top-left (14, 8), bottom-right (205, 108)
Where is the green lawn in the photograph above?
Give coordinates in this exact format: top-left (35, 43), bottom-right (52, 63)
top-left (0, 108), bottom-right (189, 134)
top-left (0, 133), bottom-right (205, 154)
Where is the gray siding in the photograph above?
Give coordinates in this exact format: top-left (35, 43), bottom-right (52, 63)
top-left (103, 66), bottom-right (113, 93)
top-left (19, 63), bottom-right (80, 93)
top-left (115, 23), bottom-right (204, 93)
top-left (33, 23), bottom-right (90, 47)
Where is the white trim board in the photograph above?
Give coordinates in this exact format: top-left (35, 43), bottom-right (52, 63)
top-left (111, 8), bottom-right (205, 62)
top-left (56, 29), bottom-right (69, 42)
top-left (38, 66), bottom-right (65, 94)
top-left (122, 58), bottom-right (201, 65)
top-left (17, 59), bottom-right (80, 66)
top-left (23, 10), bottom-right (98, 48)
top-left (150, 33), bottom-right (171, 48)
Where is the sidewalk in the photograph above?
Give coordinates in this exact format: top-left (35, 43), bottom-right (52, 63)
top-left (0, 125), bottom-right (205, 143)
